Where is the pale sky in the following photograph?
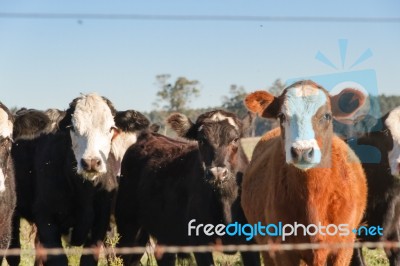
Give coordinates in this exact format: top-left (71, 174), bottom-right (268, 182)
top-left (0, 0), bottom-right (399, 112)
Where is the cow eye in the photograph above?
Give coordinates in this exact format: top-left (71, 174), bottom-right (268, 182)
top-left (66, 125), bottom-right (75, 132)
top-left (232, 138), bottom-right (239, 144)
top-left (323, 113), bottom-right (332, 121)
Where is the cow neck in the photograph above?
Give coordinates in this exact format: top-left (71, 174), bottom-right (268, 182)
top-left (284, 158), bottom-right (334, 225)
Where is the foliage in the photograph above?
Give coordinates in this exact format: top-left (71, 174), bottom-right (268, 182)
top-left (105, 229), bottom-right (123, 266)
top-left (221, 85), bottom-right (248, 118)
top-left (378, 94), bottom-right (400, 116)
top-left (154, 74), bottom-right (200, 113)
top-left (268, 78), bottom-right (285, 97)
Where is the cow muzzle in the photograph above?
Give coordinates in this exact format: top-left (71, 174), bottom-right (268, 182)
top-left (206, 167), bottom-right (229, 183)
top-left (80, 157), bottom-right (103, 178)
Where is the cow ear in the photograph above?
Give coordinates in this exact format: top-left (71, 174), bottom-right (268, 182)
top-left (167, 113), bottom-right (194, 137)
top-left (150, 123), bottom-right (160, 133)
top-left (330, 88), bottom-right (367, 120)
top-left (245, 91), bottom-right (280, 118)
top-left (114, 110), bottom-right (150, 132)
top-left (13, 109), bottom-right (51, 140)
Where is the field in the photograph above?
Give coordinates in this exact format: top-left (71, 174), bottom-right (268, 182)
top-left (2, 137), bottom-right (389, 266)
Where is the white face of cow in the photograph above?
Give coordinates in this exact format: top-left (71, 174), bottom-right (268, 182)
top-left (385, 106), bottom-right (400, 177)
top-left (280, 85), bottom-right (328, 169)
top-left (0, 107), bottom-right (13, 192)
top-left (69, 94), bottom-right (116, 180)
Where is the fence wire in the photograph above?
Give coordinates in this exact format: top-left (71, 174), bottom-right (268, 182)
top-left (1, 241), bottom-right (399, 257)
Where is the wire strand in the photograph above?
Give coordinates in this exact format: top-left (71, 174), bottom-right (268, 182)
top-left (0, 13), bottom-right (399, 23)
top-left (1, 241), bottom-right (399, 257)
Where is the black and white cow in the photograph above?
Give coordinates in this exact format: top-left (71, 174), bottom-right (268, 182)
top-left (350, 106), bottom-right (400, 266)
top-left (0, 102), bottom-right (16, 262)
top-left (9, 94), bottom-right (149, 266)
top-left (115, 110), bottom-right (260, 266)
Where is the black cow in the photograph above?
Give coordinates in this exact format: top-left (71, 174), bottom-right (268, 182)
top-left (349, 106), bottom-right (400, 266)
top-left (9, 94), bottom-right (149, 266)
top-left (0, 102), bottom-right (16, 263)
top-left (115, 110), bottom-right (260, 266)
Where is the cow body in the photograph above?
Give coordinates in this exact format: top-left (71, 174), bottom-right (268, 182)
top-left (243, 80), bottom-right (367, 265)
top-left (115, 110), bottom-right (260, 266)
top-left (0, 102), bottom-right (16, 261)
top-left (9, 95), bottom-right (148, 266)
top-left (349, 106), bottom-right (400, 266)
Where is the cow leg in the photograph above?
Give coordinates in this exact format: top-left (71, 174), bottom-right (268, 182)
top-left (386, 227), bottom-right (400, 266)
top-left (262, 251), bottom-right (301, 266)
top-left (6, 213), bottom-right (21, 266)
top-left (327, 248), bottom-right (354, 266)
top-left (193, 252), bottom-right (214, 266)
top-left (156, 253), bottom-right (176, 266)
top-left (0, 231), bottom-right (11, 266)
top-left (241, 251), bottom-right (261, 266)
top-left (349, 247), bottom-right (366, 266)
top-left (36, 221), bottom-right (68, 266)
top-left (116, 222), bottom-right (148, 266)
top-left (80, 190), bottom-right (114, 266)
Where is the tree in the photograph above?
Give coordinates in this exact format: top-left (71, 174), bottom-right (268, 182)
top-left (154, 74), bottom-right (200, 112)
top-left (221, 85), bottom-right (248, 118)
top-left (268, 78), bottom-right (285, 96)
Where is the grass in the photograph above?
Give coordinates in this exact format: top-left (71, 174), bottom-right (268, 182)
top-left (0, 137), bottom-right (390, 265)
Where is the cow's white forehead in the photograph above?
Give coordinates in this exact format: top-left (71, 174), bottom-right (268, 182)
top-left (209, 112), bottom-right (239, 130)
top-left (0, 108), bottom-right (13, 139)
top-left (385, 106), bottom-right (400, 143)
top-left (72, 94), bottom-right (115, 133)
top-left (282, 86), bottom-right (327, 117)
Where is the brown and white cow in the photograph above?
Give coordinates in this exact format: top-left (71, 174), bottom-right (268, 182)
top-left (0, 102), bottom-right (16, 260)
top-left (242, 80), bottom-right (367, 265)
top-left (9, 95), bottom-right (149, 266)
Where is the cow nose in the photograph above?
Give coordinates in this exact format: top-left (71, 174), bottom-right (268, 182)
top-left (81, 158), bottom-right (101, 172)
top-left (291, 147), bottom-right (314, 163)
top-left (209, 167), bottom-right (229, 181)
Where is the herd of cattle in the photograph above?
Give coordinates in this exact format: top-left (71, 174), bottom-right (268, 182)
top-left (0, 79), bottom-right (400, 266)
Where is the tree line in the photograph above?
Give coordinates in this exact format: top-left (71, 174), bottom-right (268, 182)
top-left (146, 75), bottom-right (400, 137)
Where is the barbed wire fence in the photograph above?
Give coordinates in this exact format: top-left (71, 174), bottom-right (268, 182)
top-left (1, 241), bottom-right (399, 258)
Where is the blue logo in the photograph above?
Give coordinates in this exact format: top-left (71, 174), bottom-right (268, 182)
top-left (187, 219), bottom-right (383, 241)
top-left (286, 39), bottom-right (382, 164)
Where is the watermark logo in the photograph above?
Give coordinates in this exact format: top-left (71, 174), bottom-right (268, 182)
top-left (188, 219), bottom-right (383, 241)
top-left (286, 39), bottom-right (382, 163)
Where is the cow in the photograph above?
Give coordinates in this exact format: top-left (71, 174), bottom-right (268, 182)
top-left (242, 80), bottom-right (368, 265)
top-left (8, 94), bottom-right (149, 266)
top-left (115, 110), bottom-right (260, 266)
top-left (349, 105), bottom-right (400, 266)
top-left (0, 102), bottom-right (16, 263)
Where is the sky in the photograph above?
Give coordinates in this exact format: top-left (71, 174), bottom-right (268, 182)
top-left (0, 1), bottom-right (399, 113)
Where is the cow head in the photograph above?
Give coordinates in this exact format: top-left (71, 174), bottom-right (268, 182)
top-left (59, 93), bottom-right (118, 180)
top-left (111, 110), bottom-right (150, 175)
top-left (245, 80), bottom-right (366, 170)
top-left (0, 102), bottom-right (13, 192)
top-left (167, 110), bottom-right (247, 187)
